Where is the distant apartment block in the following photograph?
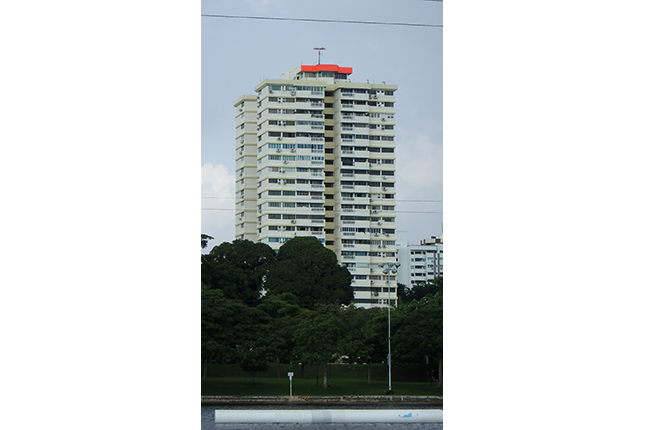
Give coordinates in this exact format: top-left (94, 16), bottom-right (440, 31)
top-left (233, 64), bottom-right (398, 308)
top-left (396, 231), bottom-right (443, 288)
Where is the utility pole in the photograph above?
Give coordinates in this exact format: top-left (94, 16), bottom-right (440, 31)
top-left (379, 262), bottom-right (400, 395)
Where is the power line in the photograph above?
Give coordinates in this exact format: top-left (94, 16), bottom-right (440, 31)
top-left (201, 14), bottom-right (442, 28)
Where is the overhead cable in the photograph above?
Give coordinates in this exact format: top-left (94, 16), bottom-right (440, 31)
top-left (201, 14), bottom-right (442, 28)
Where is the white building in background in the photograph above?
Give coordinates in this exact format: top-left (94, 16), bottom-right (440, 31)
top-left (233, 63), bottom-right (398, 308)
top-left (396, 231), bottom-right (443, 289)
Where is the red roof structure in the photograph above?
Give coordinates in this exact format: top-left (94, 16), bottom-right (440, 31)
top-left (300, 64), bottom-right (353, 74)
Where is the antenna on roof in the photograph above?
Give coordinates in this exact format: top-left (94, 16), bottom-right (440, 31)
top-left (314, 47), bottom-right (325, 65)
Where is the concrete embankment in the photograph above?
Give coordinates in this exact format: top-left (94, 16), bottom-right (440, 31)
top-left (202, 395), bottom-right (442, 406)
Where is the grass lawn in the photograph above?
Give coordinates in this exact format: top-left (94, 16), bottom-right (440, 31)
top-left (201, 363), bottom-right (442, 397)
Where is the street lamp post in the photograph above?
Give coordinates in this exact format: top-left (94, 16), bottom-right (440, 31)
top-left (379, 262), bottom-right (400, 395)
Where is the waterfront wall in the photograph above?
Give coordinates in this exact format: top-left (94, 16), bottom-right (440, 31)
top-left (202, 395), bottom-right (443, 406)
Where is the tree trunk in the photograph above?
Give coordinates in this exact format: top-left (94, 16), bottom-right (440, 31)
top-left (322, 363), bottom-right (329, 388)
top-left (300, 362), bottom-right (306, 378)
top-left (276, 358), bottom-right (281, 378)
top-left (367, 361), bottom-right (371, 384)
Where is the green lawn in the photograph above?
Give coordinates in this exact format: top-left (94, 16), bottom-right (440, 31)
top-left (201, 363), bottom-right (442, 397)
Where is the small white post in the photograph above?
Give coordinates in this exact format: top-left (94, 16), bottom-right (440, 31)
top-left (287, 372), bottom-right (294, 397)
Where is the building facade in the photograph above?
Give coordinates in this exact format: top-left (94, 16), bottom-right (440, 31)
top-left (395, 231), bottom-right (444, 289)
top-left (234, 64), bottom-right (398, 308)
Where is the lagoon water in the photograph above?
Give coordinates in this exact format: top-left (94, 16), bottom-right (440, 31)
top-left (201, 405), bottom-right (443, 430)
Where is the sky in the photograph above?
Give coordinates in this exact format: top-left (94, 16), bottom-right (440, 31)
top-left (201, 0), bottom-right (444, 251)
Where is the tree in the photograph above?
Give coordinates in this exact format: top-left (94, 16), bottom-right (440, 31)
top-left (256, 293), bottom-right (302, 378)
top-left (201, 239), bottom-right (277, 305)
top-left (201, 287), bottom-right (244, 376)
top-left (201, 285), bottom-right (271, 377)
top-left (293, 305), bottom-right (345, 388)
top-left (201, 234), bottom-right (214, 250)
top-left (337, 306), bottom-right (378, 383)
top-left (239, 347), bottom-right (270, 384)
top-left (398, 276), bottom-right (443, 303)
top-left (264, 237), bottom-right (353, 309)
top-left (392, 289), bottom-right (443, 387)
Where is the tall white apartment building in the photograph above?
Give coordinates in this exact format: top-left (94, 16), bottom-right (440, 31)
top-left (396, 231), bottom-right (444, 289)
top-left (234, 64), bottom-right (398, 308)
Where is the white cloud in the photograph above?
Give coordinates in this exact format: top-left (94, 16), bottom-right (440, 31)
top-left (202, 162), bottom-right (234, 195)
top-left (201, 163), bottom-right (235, 251)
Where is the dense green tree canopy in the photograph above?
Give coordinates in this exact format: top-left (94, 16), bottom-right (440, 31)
top-left (264, 237), bottom-right (353, 308)
top-left (201, 238), bottom-right (443, 388)
top-left (392, 287), bottom-right (443, 386)
top-left (201, 239), bottom-right (276, 305)
top-left (398, 276), bottom-right (443, 303)
top-left (293, 304), bottom-right (346, 388)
